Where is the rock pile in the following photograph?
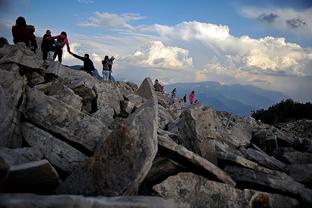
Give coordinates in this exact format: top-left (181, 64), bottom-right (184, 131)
top-left (0, 43), bottom-right (311, 207)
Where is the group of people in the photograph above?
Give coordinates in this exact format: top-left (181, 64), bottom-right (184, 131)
top-left (11, 16), bottom-right (115, 81)
top-left (154, 79), bottom-right (197, 105)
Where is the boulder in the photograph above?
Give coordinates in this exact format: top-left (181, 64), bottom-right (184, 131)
top-left (35, 80), bottom-right (83, 111)
top-left (0, 147), bottom-right (42, 166)
top-left (123, 93), bottom-right (145, 108)
top-left (0, 194), bottom-right (175, 208)
top-left (0, 69), bottom-right (26, 147)
top-left (0, 43), bottom-right (43, 69)
top-left (21, 122), bottom-right (88, 173)
top-left (280, 150), bottom-right (312, 164)
top-left (286, 164), bottom-right (312, 187)
top-left (136, 77), bottom-right (156, 101)
top-left (120, 100), bottom-right (135, 115)
top-left (158, 134), bottom-right (235, 186)
top-left (224, 165), bottom-right (312, 206)
top-left (56, 100), bottom-right (158, 196)
top-left (6, 160), bottom-right (61, 194)
top-left (24, 87), bottom-right (110, 153)
top-left (153, 172), bottom-right (299, 208)
top-left (158, 105), bottom-right (174, 130)
top-left (244, 147), bottom-right (286, 171)
top-left (25, 71), bottom-right (45, 86)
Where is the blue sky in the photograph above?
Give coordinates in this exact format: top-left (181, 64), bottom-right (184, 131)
top-left (0, 0), bottom-right (312, 101)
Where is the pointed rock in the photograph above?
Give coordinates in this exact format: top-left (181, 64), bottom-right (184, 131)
top-left (56, 100), bottom-right (158, 196)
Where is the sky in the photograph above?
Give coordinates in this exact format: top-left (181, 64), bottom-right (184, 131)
top-left (0, 0), bottom-right (311, 102)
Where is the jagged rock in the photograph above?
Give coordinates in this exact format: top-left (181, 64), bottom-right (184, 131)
top-left (139, 156), bottom-right (185, 194)
top-left (217, 151), bottom-right (260, 170)
top-left (35, 80), bottom-right (83, 111)
top-left (0, 43), bottom-right (43, 69)
top-left (156, 92), bottom-right (170, 109)
top-left (25, 71), bottom-right (45, 86)
top-left (286, 164), bottom-right (312, 187)
top-left (0, 69), bottom-right (26, 147)
top-left (276, 119), bottom-right (312, 140)
top-left (158, 134), bottom-right (235, 186)
top-left (244, 147), bottom-right (286, 171)
top-left (120, 100), bottom-right (135, 115)
top-left (136, 77), bottom-right (156, 101)
top-left (153, 172), bottom-right (299, 208)
top-left (159, 105), bottom-right (174, 130)
top-left (0, 147), bottom-right (43, 166)
top-left (6, 160), bottom-right (61, 194)
top-left (126, 81), bottom-right (138, 91)
top-left (279, 150), bottom-right (312, 164)
top-left (0, 194), bottom-right (175, 208)
top-left (168, 99), bottom-right (182, 119)
top-left (224, 165), bottom-right (312, 206)
top-left (21, 122), bottom-right (88, 173)
top-left (24, 87), bottom-right (110, 153)
top-left (56, 99), bottom-right (158, 196)
top-left (72, 84), bottom-right (97, 113)
top-left (123, 93), bottom-right (144, 108)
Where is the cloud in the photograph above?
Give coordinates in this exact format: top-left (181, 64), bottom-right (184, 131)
top-left (78, 0), bottom-right (94, 3)
top-left (286, 18), bottom-right (307, 29)
top-left (258, 13), bottom-right (278, 23)
top-left (121, 41), bottom-right (193, 69)
top-left (240, 7), bottom-right (312, 36)
top-left (78, 12), bottom-right (145, 29)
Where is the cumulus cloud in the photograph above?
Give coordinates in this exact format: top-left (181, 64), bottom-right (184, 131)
top-left (121, 41), bottom-right (193, 69)
top-left (79, 12), bottom-right (145, 29)
top-left (240, 7), bottom-right (312, 35)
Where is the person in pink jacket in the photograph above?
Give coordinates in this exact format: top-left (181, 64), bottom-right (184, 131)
top-left (189, 90), bottom-right (195, 104)
top-left (47, 31), bottom-right (70, 63)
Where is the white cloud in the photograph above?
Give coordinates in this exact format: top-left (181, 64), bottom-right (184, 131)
top-left (120, 41), bottom-right (193, 69)
top-left (79, 12), bottom-right (145, 29)
top-left (240, 7), bottom-right (312, 37)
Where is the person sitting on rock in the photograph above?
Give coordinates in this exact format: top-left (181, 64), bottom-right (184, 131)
top-left (69, 51), bottom-right (95, 75)
top-left (41, 30), bottom-right (55, 60)
top-left (154, 79), bottom-right (164, 93)
top-left (47, 31), bottom-right (70, 63)
top-left (0, 37), bottom-right (9, 48)
top-left (171, 88), bottom-right (176, 98)
top-left (11, 16), bottom-right (37, 53)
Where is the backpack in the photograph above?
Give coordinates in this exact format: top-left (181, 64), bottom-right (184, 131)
top-left (55, 37), bottom-right (65, 48)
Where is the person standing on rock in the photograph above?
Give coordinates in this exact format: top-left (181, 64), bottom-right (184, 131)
top-left (48, 31), bottom-right (70, 63)
top-left (189, 90), bottom-right (195, 105)
top-left (102, 56), bottom-right (114, 81)
top-left (171, 88), bottom-right (176, 98)
top-left (69, 51), bottom-right (95, 75)
top-left (12, 16), bottom-right (37, 53)
top-left (41, 30), bottom-right (54, 60)
top-left (183, 94), bottom-right (187, 103)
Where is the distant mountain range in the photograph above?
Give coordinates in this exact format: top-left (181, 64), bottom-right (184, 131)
top-left (166, 81), bottom-right (288, 116)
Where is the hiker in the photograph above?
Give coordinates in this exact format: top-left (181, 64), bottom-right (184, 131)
top-left (102, 56), bottom-right (115, 81)
top-left (154, 79), bottom-right (164, 93)
top-left (171, 88), bottom-right (176, 98)
top-left (12, 16), bottom-right (37, 53)
top-left (41, 30), bottom-right (54, 60)
top-left (68, 51), bottom-right (95, 75)
top-left (189, 90), bottom-right (195, 104)
top-left (183, 94), bottom-right (187, 103)
top-left (0, 37), bottom-right (9, 48)
top-left (48, 31), bottom-right (70, 63)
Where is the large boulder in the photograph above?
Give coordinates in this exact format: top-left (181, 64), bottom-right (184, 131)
top-left (56, 99), bottom-right (158, 196)
top-left (153, 172), bottom-right (299, 208)
top-left (158, 135), bottom-right (235, 186)
top-left (21, 122), bottom-right (88, 173)
top-left (0, 147), bottom-right (42, 166)
top-left (6, 159), bottom-right (61, 194)
top-left (224, 165), bottom-right (312, 206)
top-left (0, 68), bottom-right (26, 147)
top-left (24, 87), bottom-right (110, 153)
top-left (34, 80), bottom-right (83, 111)
top-left (286, 164), bottom-right (312, 187)
top-left (0, 194), bottom-right (175, 208)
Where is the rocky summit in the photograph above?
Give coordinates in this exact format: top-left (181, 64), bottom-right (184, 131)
top-left (0, 43), bottom-right (312, 208)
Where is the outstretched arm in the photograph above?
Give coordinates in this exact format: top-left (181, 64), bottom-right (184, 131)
top-left (69, 51), bottom-right (84, 61)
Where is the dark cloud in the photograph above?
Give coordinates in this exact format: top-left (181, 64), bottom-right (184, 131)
top-left (257, 13), bottom-right (278, 23)
top-left (286, 18), bottom-right (307, 29)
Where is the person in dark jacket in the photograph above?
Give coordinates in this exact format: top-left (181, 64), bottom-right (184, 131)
top-left (41, 30), bottom-right (54, 60)
top-left (12, 16), bottom-right (37, 53)
top-left (47, 31), bottom-right (70, 63)
top-left (69, 51), bottom-right (95, 75)
top-left (102, 56), bottom-right (115, 81)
